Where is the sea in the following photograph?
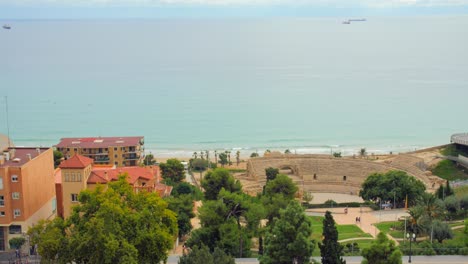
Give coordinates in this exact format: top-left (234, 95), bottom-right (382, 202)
top-left (1, 16), bottom-right (468, 157)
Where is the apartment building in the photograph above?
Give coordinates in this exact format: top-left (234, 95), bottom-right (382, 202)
top-left (0, 147), bottom-right (56, 251)
top-left (55, 136), bottom-right (145, 167)
top-left (56, 154), bottom-right (171, 219)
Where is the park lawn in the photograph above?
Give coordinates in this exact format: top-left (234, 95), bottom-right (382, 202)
top-left (375, 221), bottom-right (405, 239)
top-left (309, 216), bottom-right (324, 242)
top-left (337, 225), bottom-right (373, 240)
top-left (448, 221), bottom-right (466, 228)
top-left (455, 185), bottom-right (468, 197)
top-left (431, 160), bottom-right (468, 181)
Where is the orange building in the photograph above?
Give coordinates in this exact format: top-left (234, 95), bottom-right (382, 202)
top-left (0, 147), bottom-right (56, 251)
top-left (56, 155), bottom-right (171, 219)
top-left (55, 136), bottom-right (145, 167)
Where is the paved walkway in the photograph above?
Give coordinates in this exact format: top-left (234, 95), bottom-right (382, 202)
top-left (306, 207), bottom-right (410, 244)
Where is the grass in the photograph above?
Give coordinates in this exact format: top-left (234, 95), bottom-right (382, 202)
top-left (337, 225), bottom-right (373, 240)
top-left (375, 221), bottom-right (405, 238)
top-left (454, 185), bottom-right (468, 198)
top-left (308, 216), bottom-right (373, 256)
top-left (431, 160), bottom-right (468, 181)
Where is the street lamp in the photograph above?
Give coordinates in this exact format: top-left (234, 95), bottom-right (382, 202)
top-left (406, 232), bottom-right (416, 263)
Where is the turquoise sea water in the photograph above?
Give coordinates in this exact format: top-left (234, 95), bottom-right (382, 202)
top-left (1, 17), bottom-right (468, 156)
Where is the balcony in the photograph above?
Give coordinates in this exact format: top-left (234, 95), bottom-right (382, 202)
top-left (83, 152), bottom-right (109, 156)
top-left (94, 157), bottom-right (110, 163)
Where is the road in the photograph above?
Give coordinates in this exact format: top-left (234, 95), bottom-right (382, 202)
top-left (166, 255), bottom-right (468, 263)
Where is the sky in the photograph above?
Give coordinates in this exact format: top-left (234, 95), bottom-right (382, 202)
top-left (1, 0), bottom-right (468, 19)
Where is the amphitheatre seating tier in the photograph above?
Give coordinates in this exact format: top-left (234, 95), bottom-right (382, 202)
top-left (246, 154), bottom-right (438, 194)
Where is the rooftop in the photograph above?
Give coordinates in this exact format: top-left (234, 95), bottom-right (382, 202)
top-left (55, 136), bottom-right (144, 149)
top-left (87, 166), bottom-right (158, 185)
top-left (0, 147), bottom-right (49, 167)
top-left (59, 154), bottom-right (94, 169)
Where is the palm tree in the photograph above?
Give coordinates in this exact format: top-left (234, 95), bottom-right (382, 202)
top-left (359, 148), bottom-right (366, 158)
top-left (200, 151), bottom-right (204, 160)
top-left (205, 150), bottom-right (209, 161)
top-left (214, 150), bottom-right (218, 164)
top-left (236, 151), bottom-right (240, 166)
top-left (226, 151), bottom-right (231, 165)
top-left (193, 152), bottom-right (198, 159)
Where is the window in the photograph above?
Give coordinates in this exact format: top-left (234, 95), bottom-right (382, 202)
top-left (0, 211), bottom-right (4, 217)
top-left (114, 154), bottom-right (118, 158)
top-left (12, 192), bottom-right (20, 200)
top-left (343, 175), bottom-right (347, 181)
top-left (0, 196), bottom-right (4, 207)
top-left (71, 193), bottom-right (79, 202)
top-left (9, 225), bottom-right (21, 234)
top-left (114, 147), bottom-right (117, 151)
top-left (13, 209), bottom-right (20, 218)
top-left (11, 175), bottom-right (18, 182)
top-left (0, 177), bottom-right (3, 189)
top-left (313, 174), bottom-right (317, 180)
top-left (52, 198), bottom-right (57, 212)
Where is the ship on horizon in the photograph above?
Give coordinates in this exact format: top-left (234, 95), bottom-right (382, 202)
top-left (3, 24), bottom-right (11, 30)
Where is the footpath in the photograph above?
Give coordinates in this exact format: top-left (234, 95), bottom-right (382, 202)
top-left (306, 207), bottom-right (410, 244)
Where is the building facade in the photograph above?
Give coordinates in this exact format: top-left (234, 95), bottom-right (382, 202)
top-left (56, 155), bottom-right (171, 219)
top-left (0, 147), bottom-right (56, 251)
top-left (55, 137), bottom-right (145, 167)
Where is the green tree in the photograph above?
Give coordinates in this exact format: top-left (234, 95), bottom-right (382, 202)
top-left (201, 168), bottom-right (242, 200)
top-left (261, 201), bottom-right (314, 264)
top-left (359, 148), bottom-right (367, 158)
top-left (179, 245), bottom-right (235, 264)
top-left (236, 151), bottom-right (240, 166)
top-left (436, 180), bottom-right (454, 200)
top-left (431, 220), bottom-right (453, 243)
top-left (53, 150), bottom-right (64, 168)
top-left (218, 153), bottom-right (228, 167)
top-left (166, 194), bottom-right (196, 239)
top-left (361, 232), bottom-right (402, 264)
top-left (303, 191), bottom-right (314, 205)
top-left (49, 175), bottom-right (178, 264)
top-left (28, 217), bottom-right (67, 262)
top-left (160, 158), bottom-right (186, 184)
top-left (172, 182), bottom-right (203, 200)
top-left (284, 149), bottom-right (291, 154)
top-left (262, 174), bottom-right (298, 222)
top-left (264, 174), bottom-right (298, 199)
top-left (191, 158), bottom-right (209, 171)
top-left (320, 211), bottom-right (345, 264)
top-left (359, 170), bottom-right (426, 208)
top-left (333, 152), bottom-right (342, 158)
top-left (9, 237), bottom-right (26, 250)
top-left (143, 153), bottom-right (156, 165)
top-left (250, 152), bottom-right (259, 158)
top-left (444, 195), bottom-right (460, 216)
top-left (265, 167), bottom-right (279, 182)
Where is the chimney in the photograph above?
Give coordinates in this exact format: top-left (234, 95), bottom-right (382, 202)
top-left (27, 154), bottom-right (32, 161)
top-left (36, 148), bottom-right (41, 154)
top-left (3, 152), bottom-right (10, 161)
top-left (9, 149), bottom-right (15, 159)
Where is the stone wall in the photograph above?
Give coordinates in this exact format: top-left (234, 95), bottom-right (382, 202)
top-left (246, 154), bottom-right (440, 194)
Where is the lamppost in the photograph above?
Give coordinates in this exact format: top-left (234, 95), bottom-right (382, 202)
top-left (407, 232), bottom-right (416, 263)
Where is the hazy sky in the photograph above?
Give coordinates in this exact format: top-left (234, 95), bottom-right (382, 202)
top-left (2, 0), bottom-right (468, 19)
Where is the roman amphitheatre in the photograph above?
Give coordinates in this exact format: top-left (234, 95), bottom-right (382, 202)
top-left (234, 148), bottom-right (447, 197)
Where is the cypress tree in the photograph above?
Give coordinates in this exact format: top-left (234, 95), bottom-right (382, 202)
top-left (319, 211), bottom-right (346, 264)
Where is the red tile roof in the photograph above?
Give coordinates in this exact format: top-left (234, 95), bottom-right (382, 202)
top-left (87, 166), bottom-right (155, 184)
top-left (55, 137), bottom-right (144, 148)
top-left (59, 154), bottom-right (94, 169)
